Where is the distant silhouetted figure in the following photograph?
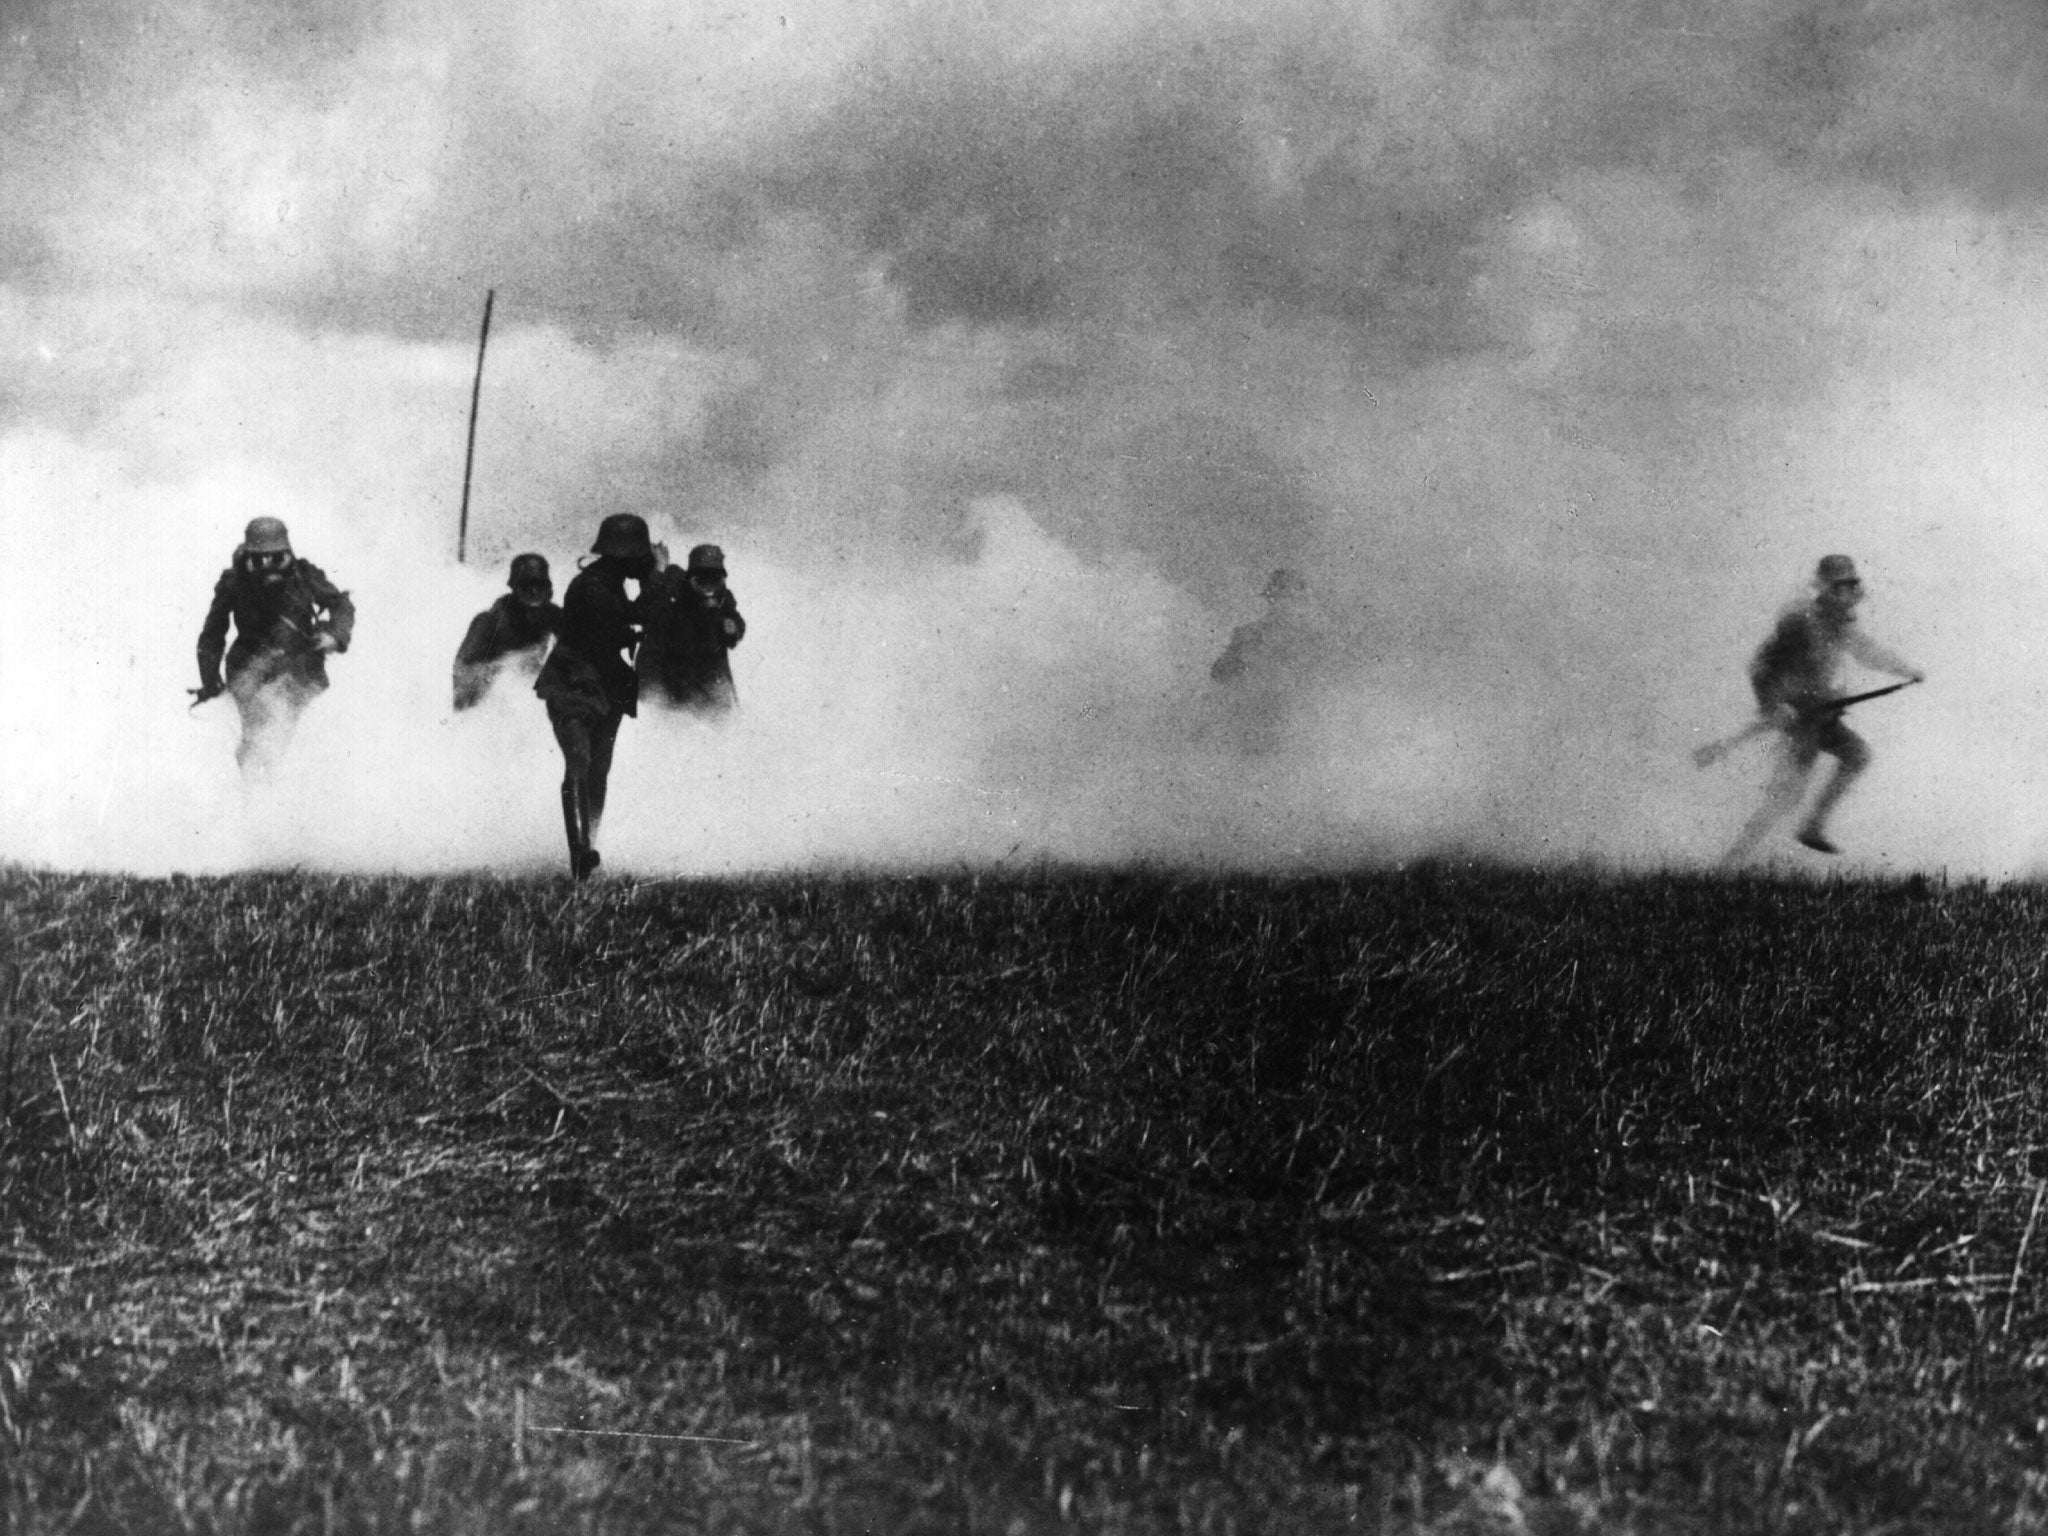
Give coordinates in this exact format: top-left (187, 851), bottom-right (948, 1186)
top-left (535, 515), bottom-right (658, 880)
top-left (1210, 568), bottom-right (1330, 753)
top-left (194, 517), bottom-right (354, 776)
top-left (453, 553), bottom-right (560, 712)
top-left (1722, 554), bottom-right (1924, 862)
top-left (638, 543), bottom-right (746, 718)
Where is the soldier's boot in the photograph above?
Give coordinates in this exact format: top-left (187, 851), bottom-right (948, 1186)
top-left (574, 781), bottom-right (601, 880)
top-left (583, 781), bottom-right (607, 877)
top-left (559, 782), bottom-right (582, 876)
top-left (561, 782), bottom-right (598, 881)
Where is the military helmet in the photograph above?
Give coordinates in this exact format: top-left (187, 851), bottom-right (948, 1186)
top-left (507, 552), bottom-right (551, 588)
top-left (686, 543), bottom-right (726, 576)
top-left (242, 516), bottom-right (292, 556)
top-left (591, 513), bottom-right (653, 561)
top-left (1262, 567), bottom-right (1308, 599)
top-left (1814, 554), bottom-right (1861, 589)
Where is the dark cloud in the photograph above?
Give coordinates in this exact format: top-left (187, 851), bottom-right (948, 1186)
top-left (15, 0), bottom-right (2043, 353)
top-left (1758, 0), bottom-right (2048, 204)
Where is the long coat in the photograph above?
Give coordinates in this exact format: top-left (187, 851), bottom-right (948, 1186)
top-left (534, 562), bottom-right (648, 722)
top-left (453, 595), bottom-right (560, 710)
top-left (637, 570), bottom-right (745, 713)
top-left (197, 559), bottom-right (355, 698)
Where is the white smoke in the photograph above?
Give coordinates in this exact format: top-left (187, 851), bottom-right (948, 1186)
top-left (4, 2), bottom-right (2048, 877)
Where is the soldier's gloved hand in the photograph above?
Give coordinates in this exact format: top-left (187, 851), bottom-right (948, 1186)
top-left (722, 618), bottom-right (738, 637)
top-left (313, 631), bottom-right (341, 654)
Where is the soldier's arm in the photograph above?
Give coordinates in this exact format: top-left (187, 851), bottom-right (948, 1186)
top-left (196, 572), bottom-right (235, 691)
top-left (722, 594), bottom-right (745, 649)
top-left (451, 610), bottom-right (499, 710)
top-left (324, 588), bottom-right (356, 653)
top-left (452, 668), bottom-right (487, 712)
top-left (454, 608), bottom-right (500, 669)
top-left (295, 562), bottom-right (355, 652)
top-left (1843, 627), bottom-right (1922, 681)
top-left (1747, 611), bottom-right (1813, 717)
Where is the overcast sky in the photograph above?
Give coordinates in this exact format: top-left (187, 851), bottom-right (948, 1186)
top-left (4, 0), bottom-right (2047, 876)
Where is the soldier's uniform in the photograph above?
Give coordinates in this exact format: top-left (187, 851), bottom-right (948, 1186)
top-left (638, 543), bottom-right (746, 717)
top-left (1724, 554), bottom-right (1922, 860)
top-left (535, 516), bottom-right (657, 879)
top-left (195, 517), bottom-right (354, 775)
top-left (453, 553), bottom-right (561, 711)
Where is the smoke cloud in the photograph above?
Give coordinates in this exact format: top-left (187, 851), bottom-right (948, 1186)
top-left (4, 0), bottom-right (2048, 877)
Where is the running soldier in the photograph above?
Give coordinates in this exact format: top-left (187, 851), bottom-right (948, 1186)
top-left (453, 553), bottom-right (560, 712)
top-left (1209, 567), bottom-right (1329, 753)
top-left (1722, 554), bottom-right (1924, 861)
top-left (535, 514), bottom-right (659, 880)
top-left (193, 517), bottom-right (355, 776)
top-left (638, 543), bottom-right (746, 718)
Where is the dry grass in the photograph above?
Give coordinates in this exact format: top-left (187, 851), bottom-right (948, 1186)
top-left (3, 864), bottom-right (2048, 1532)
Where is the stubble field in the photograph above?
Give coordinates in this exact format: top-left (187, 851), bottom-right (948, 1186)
top-left (3, 863), bottom-right (2047, 1534)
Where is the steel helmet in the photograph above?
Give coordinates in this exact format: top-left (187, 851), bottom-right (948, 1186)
top-left (507, 552), bottom-right (551, 588)
top-left (591, 513), bottom-right (653, 561)
top-left (1262, 567), bottom-right (1308, 600)
top-left (1813, 554), bottom-right (1860, 589)
top-left (686, 543), bottom-right (726, 576)
top-left (242, 517), bottom-right (293, 556)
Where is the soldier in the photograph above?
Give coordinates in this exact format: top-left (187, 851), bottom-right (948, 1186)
top-left (1209, 567), bottom-right (1329, 753)
top-left (453, 553), bottom-right (560, 712)
top-left (193, 517), bottom-right (355, 776)
top-left (534, 514), bottom-right (660, 880)
top-left (1722, 554), bottom-right (1924, 861)
top-left (638, 543), bottom-right (746, 717)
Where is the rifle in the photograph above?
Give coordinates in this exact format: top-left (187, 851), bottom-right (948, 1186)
top-left (1692, 678), bottom-right (1920, 768)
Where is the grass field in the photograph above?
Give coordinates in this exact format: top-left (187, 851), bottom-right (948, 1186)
top-left (4, 863), bottom-right (2048, 1533)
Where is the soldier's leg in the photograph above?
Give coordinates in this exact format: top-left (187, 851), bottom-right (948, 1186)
top-left (1721, 732), bottom-right (1816, 867)
top-left (231, 665), bottom-right (314, 778)
top-left (232, 690), bottom-right (264, 775)
top-left (549, 709), bottom-right (598, 879)
top-left (268, 677), bottom-right (314, 759)
top-left (585, 708), bottom-right (624, 839)
top-left (1796, 726), bottom-right (1871, 851)
top-left (234, 681), bottom-right (285, 777)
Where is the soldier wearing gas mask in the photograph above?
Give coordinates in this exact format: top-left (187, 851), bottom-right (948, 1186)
top-left (193, 517), bottom-right (355, 776)
top-left (453, 553), bottom-right (561, 712)
top-left (534, 514), bottom-right (661, 880)
top-left (638, 542), bottom-right (746, 718)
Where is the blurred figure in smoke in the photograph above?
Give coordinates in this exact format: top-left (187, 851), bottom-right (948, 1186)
top-left (535, 515), bottom-right (659, 880)
top-left (1722, 554), bottom-right (1924, 862)
top-left (1209, 567), bottom-right (1330, 754)
top-left (638, 543), bottom-right (746, 718)
top-left (192, 517), bottom-right (355, 777)
top-left (452, 553), bottom-right (560, 712)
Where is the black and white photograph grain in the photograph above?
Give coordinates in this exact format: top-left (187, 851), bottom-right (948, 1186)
top-left (4, 1), bottom-right (2047, 1531)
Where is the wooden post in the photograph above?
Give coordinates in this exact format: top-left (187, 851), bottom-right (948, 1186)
top-left (457, 288), bottom-right (495, 564)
